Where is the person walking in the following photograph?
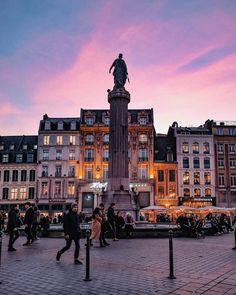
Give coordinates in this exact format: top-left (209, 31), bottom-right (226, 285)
top-left (89, 207), bottom-right (102, 247)
top-left (23, 202), bottom-right (34, 246)
top-left (7, 204), bottom-right (20, 251)
top-left (107, 203), bottom-right (119, 241)
top-left (31, 205), bottom-right (40, 240)
top-left (232, 215), bottom-right (236, 250)
top-left (99, 203), bottom-right (110, 247)
top-left (56, 203), bottom-right (83, 264)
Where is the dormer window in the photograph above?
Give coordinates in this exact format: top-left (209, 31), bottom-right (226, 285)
top-left (23, 144), bottom-right (28, 150)
top-left (57, 121), bottom-right (64, 130)
top-left (10, 144), bottom-right (15, 150)
top-left (16, 154), bottom-right (23, 163)
top-left (2, 154), bottom-right (9, 163)
top-left (85, 117), bottom-right (94, 126)
top-left (45, 121), bottom-right (51, 130)
top-left (70, 121), bottom-right (76, 130)
top-left (0, 144), bottom-right (4, 150)
top-left (139, 117), bottom-right (147, 126)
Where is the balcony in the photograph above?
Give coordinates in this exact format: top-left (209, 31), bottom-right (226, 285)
top-left (139, 157), bottom-right (148, 162)
top-left (41, 172), bottom-right (48, 177)
top-left (103, 157), bottom-right (109, 162)
top-left (84, 157), bottom-right (94, 162)
top-left (55, 172), bottom-right (62, 177)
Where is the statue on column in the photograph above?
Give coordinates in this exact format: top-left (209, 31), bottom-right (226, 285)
top-left (109, 53), bottom-right (129, 89)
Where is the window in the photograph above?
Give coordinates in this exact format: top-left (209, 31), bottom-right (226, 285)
top-left (158, 186), bottom-right (164, 199)
top-left (43, 135), bottom-right (50, 145)
top-left (70, 121), bottom-right (77, 130)
top-left (205, 188), bottom-right (211, 197)
top-left (85, 117), bottom-right (94, 125)
top-left (217, 144), bottom-right (224, 153)
top-left (45, 121), bottom-right (51, 130)
top-left (139, 134), bottom-right (148, 143)
top-left (0, 144), bottom-right (4, 150)
top-left (229, 128), bottom-right (235, 136)
top-left (69, 150), bottom-right (75, 160)
top-left (27, 153), bottom-right (34, 163)
top-left (85, 167), bottom-right (93, 180)
top-left (2, 154), bottom-right (9, 163)
top-left (217, 128), bottom-right (223, 135)
top-left (203, 142), bottom-right (210, 154)
top-left (3, 188), bottom-right (9, 200)
top-left (204, 157), bottom-right (210, 169)
top-left (103, 149), bottom-right (109, 161)
top-left (57, 121), bottom-right (63, 130)
top-left (139, 117), bottom-right (147, 125)
top-left (103, 166), bottom-right (109, 180)
top-left (21, 170), bottom-right (27, 182)
top-left (16, 154), bottom-right (23, 163)
top-left (229, 144), bottom-right (235, 153)
top-left (4, 170), bottom-right (10, 182)
top-left (85, 134), bottom-right (94, 144)
top-left (56, 136), bottom-right (63, 145)
top-left (230, 175), bottom-right (236, 186)
top-left (139, 166), bottom-right (148, 179)
top-left (68, 166), bottom-right (75, 177)
top-left (42, 182), bottom-right (48, 196)
top-left (169, 170), bottom-right (175, 182)
top-left (192, 142), bottom-right (199, 154)
top-left (29, 170), bottom-right (35, 181)
top-left (42, 165), bottom-right (48, 177)
top-left (43, 150), bottom-right (49, 160)
top-left (229, 158), bottom-right (236, 168)
top-left (183, 157), bottom-right (189, 168)
top-left (182, 142), bottom-right (189, 153)
top-left (55, 165), bottom-right (62, 177)
top-left (103, 134), bottom-right (109, 144)
top-left (69, 135), bottom-right (76, 145)
top-left (204, 172), bottom-right (211, 185)
top-left (194, 172), bottom-right (200, 185)
top-left (218, 158), bottom-right (224, 167)
top-left (158, 170), bottom-right (164, 182)
top-left (19, 187), bottom-right (26, 199)
top-left (28, 187), bottom-right (35, 199)
top-left (23, 144), bottom-right (27, 150)
top-left (12, 170), bottom-right (18, 182)
top-left (169, 186), bottom-right (176, 198)
top-left (184, 188), bottom-right (190, 197)
top-left (218, 175), bottom-right (225, 186)
top-left (34, 144), bottom-right (37, 150)
top-left (10, 144), bottom-right (14, 150)
top-left (11, 188), bottom-right (18, 200)
top-left (103, 117), bottom-right (110, 126)
top-left (68, 182), bottom-right (75, 196)
top-left (85, 149), bottom-right (94, 161)
top-left (55, 182), bottom-right (61, 196)
top-left (56, 150), bottom-right (62, 160)
top-left (194, 188), bottom-right (201, 197)
top-left (183, 172), bottom-right (189, 184)
top-left (139, 148), bottom-right (148, 161)
top-left (193, 157), bottom-right (200, 169)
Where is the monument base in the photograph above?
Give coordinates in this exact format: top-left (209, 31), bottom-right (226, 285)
top-left (102, 190), bottom-right (134, 212)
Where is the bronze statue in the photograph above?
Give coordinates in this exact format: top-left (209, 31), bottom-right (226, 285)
top-left (109, 53), bottom-right (129, 89)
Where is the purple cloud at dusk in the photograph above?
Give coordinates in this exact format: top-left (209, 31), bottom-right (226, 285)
top-left (0, 0), bottom-right (236, 135)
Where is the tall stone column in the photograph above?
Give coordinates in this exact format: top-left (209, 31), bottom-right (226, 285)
top-left (103, 88), bottom-right (133, 211)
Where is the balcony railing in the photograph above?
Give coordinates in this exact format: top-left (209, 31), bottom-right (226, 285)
top-left (84, 157), bottom-right (94, 162)
top-left (139, 157), bottom-right (148, 162)
top-left (103, 157), bottom-right (109, 162)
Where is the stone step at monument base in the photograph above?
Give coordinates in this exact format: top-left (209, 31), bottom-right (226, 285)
top-left (102, 190), bottom-right (134, 211)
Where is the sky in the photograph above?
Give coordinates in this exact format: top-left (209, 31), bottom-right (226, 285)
top-left (0, 0), bottom-right (236, 135)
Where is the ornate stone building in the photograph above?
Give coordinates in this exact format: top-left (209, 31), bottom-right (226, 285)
top-left (168, 123), bottom-right (216, 207)
top-left (0, 135), bottom-right (38, 211)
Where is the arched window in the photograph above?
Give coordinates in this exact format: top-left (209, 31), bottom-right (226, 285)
top-left (203, 142), bottom-right (210, 154)
top-left (103, 134), bottom-right (109, 143)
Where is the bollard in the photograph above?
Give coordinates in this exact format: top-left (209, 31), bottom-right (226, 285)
top-left (84, 229), bottom-right (92, 281)
top-left (168, 230), bottom-right (176, 279)
top-left (0, 230), bottom-right (2, 284)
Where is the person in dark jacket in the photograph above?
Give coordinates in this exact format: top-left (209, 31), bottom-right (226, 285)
top-left (7, 204), bottom-right (20, 251)
top-left (107, 203), bottom-right (118, 241)
top-left (56, 203), bottom-right (82, 264)
top-left (99, 203), bottom-right (110, 247)
top-left (232, 215), bottom-right (236, 250)
top-left (23, 202), bottom-right (34, 245)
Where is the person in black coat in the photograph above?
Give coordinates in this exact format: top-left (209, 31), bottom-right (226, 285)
top-left (7, 204), bottom-right (20, 251)
top-left (107, 203), bottom-right (118, 241)
top-left (56, 203), bottom-right (82, 264)
top-left (23, 202), bottom-right (34, 245)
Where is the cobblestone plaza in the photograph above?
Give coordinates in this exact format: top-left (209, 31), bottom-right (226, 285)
top-left (1, 233), bottom-right (236, 295)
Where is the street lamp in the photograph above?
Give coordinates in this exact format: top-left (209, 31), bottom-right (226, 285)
top-left (90, 182), bottom-right (107, 207)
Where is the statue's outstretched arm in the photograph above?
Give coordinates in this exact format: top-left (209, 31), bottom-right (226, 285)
top-left (109, 61), bottom-right (115, 73)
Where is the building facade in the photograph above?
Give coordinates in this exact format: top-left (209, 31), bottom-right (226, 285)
top-left (0, 136), bottom-right (38, 211)
top-left (205, 120), bottom-right (236, 207)
top-left (169, 123), bottom-right (216, 207)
